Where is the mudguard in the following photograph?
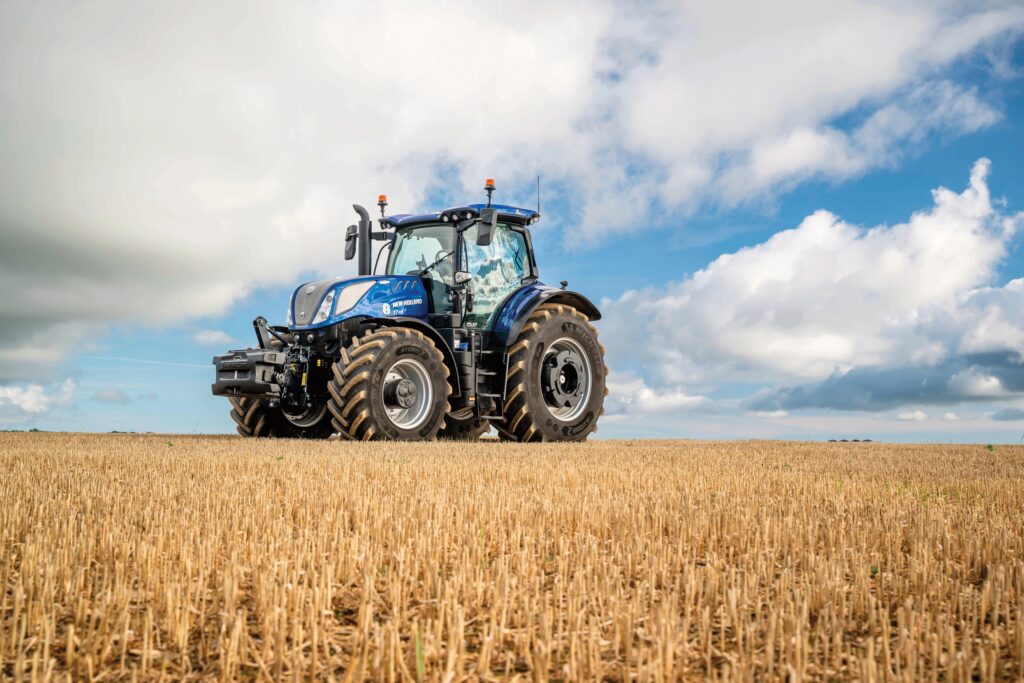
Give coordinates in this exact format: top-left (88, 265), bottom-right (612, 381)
top-left (493, 284), bottom-right (601, 347)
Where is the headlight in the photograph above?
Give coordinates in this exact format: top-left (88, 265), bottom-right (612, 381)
top-left (313, 290), bottom-right (335, 324)
top-left (334, 281), bottom-right (375, 316)
top-left (309, 282), bottom-right (375, 325)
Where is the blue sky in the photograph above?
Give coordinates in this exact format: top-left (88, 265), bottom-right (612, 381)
top-left (2, 2), bottom-right (1024, 442)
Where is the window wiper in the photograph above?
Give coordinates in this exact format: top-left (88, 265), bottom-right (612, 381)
top-left (418, 250), bottom-right (454, 276)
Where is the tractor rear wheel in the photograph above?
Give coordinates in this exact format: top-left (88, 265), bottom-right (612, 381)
top-left (495, 303), bottom-right (607, 442)
top-left (327, 327), bottom-right (451, 441)
top-left (438, 413), bottom-right (490, 440)
top-left (229, 396), bottom-right (335, 439)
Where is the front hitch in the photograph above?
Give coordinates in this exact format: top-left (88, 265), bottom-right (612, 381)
top-left (253, 316), bottom-right (290, 349)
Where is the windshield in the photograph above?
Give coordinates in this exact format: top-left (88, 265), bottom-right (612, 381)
top-left (386, 223), bottom-right (454, 279)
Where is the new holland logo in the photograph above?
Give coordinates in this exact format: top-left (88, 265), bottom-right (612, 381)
top-left (382, 303), bottom-right (391, 315)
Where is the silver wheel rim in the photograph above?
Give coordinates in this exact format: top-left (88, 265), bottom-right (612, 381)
top-left (382, 358), bottom-right (434, 429)
top-left (541, 337), bottom-right (592, 421)
top-left (283, 401), bottom-right (327, 428)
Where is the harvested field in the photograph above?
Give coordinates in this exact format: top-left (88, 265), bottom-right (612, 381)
top-left (1, 433), bottom-right (1023, 681)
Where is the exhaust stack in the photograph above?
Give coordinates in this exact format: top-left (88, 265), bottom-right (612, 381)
top-left (353, 204), bottom-right (372, 276)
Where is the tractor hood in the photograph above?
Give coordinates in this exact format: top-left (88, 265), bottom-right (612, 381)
top-left (288, 275), bottom-right (429, 330)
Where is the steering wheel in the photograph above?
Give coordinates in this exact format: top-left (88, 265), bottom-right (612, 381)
top-left (432, 250), bottom-right (453, 278)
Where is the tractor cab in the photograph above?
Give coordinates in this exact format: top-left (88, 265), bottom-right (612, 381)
top-left (381, 203), bottom-right (540, 331)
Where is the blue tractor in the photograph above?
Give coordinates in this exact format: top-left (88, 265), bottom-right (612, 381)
top-left (212, 180), bottom-right (607, 441)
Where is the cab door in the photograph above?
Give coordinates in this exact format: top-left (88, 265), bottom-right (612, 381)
top-left (461, 223), bottom-right (530, 330)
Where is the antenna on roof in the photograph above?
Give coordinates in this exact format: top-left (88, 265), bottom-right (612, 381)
top-left (536, 174), bottom-right (541, 215)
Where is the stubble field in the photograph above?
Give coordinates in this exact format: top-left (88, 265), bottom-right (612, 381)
top-left (1, 433), bottom-right (1022, 681)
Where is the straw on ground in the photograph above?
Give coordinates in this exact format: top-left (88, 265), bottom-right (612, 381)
top-left (1, 434), bottom-right (1022, 681)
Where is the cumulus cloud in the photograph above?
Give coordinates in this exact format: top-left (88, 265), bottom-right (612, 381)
top-left (605, 373), bottom-right (711, 416)
top-left (0, 379), bottom-right (76, 419)
top-left (898, 410), bottom-right (928, 422)
top-left (603, 160), bottom-right (1024, 413)
top-left (91, 389), bottom-right (132, 406)
top-left (194, 330), bottom-right (237, 347)
top-left (0, 1), bottom-right (1020, 385)
top-left (91, 389), bottom-right (160, 405)
top-left (751, 411), bottom-right (789, 419)
top-left (718, 81), bottom-right (1001, 200)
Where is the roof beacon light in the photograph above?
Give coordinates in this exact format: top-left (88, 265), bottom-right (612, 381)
top-left (485, 178), bottom-right (495, 207)
top-left (377, 194), bottom-right (388, 217)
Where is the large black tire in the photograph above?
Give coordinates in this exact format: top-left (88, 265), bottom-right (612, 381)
top-left (229, 396), bottom-right (335, 439)
top-left (438, 413), bottom-right (490, 440)
top-left (327, 327), bottom-right (452, 441)
top-left (495, 303), bottom-right (607, 442)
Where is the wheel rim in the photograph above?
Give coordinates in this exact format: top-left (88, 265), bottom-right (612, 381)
top-left (382, 358), bottom-right (434, 429)
top-left (541, 337), bottom-right (592, 421)
top-left (282, 401), bottom-right (327, 428)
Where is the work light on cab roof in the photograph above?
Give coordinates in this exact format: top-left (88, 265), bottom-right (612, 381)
top-left (210, 175), bottom-right (606, 442)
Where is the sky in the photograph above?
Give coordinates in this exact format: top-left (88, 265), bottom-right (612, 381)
top-left (1, 0), bottom-right (1024, 442)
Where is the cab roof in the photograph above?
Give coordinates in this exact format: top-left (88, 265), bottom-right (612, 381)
top-left (382, 203), bottom-right (540, 228)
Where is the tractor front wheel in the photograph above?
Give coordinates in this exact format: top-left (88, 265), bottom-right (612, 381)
top-left (327, 327), bottom-right (451, 441)
top-left (229, 396), bottom-right (335, 439)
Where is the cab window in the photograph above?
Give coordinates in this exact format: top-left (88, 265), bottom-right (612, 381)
top-left (387, 224), bottom-right (453, 277)
top-left (462, 223), bottom-right (529, 329)
top-left (387, 223), bottom-right (455, 314)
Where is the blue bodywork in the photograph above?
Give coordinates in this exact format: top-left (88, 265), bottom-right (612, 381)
top-left (491, 284), bottom-right (602, 345)
top-left (492, 284), bottom-right (553, 342)
top-left (287, 202), bottom-right (598, 343)
top-left (289, 274), bottom-right (600, 342)
top-left (289, 275), bottom-right (429, 331)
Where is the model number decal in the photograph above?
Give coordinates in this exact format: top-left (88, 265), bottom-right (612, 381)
top-left (382, 298), bottom-right (423, 316)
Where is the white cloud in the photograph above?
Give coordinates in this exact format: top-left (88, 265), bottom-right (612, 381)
top-left (898, 410), bottom-right (928, 421)
top-left (194, 330), bottom-right (237, 347)
top-left (603, 159), bottom-right (1021, 384)
top-left (0, 379), bottom-right (76, 416)
top-left (943, 412), bottom-right (959, 421)
top-left (91, 389), bottom-right (131, 406)
top-left (751, 410), bottom-right (789, 419)
top-left (0, 1), bottom-right (1020, 383)
top-left (605, 373), bottom-right (711, 416)
top-left (719, 81), bottom-right (1002, 200)
top-left (602, 160), bottom-right (1024, 412)
top-left (947, 367), bottom-right (1007, 398)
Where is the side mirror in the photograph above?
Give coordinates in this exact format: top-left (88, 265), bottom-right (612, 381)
top-left (344, 224), bottom-right (357, 260)
top-left (454, 271), bottom-right (472, 285)
top-left (476, 208), bottom-right (496, 247)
